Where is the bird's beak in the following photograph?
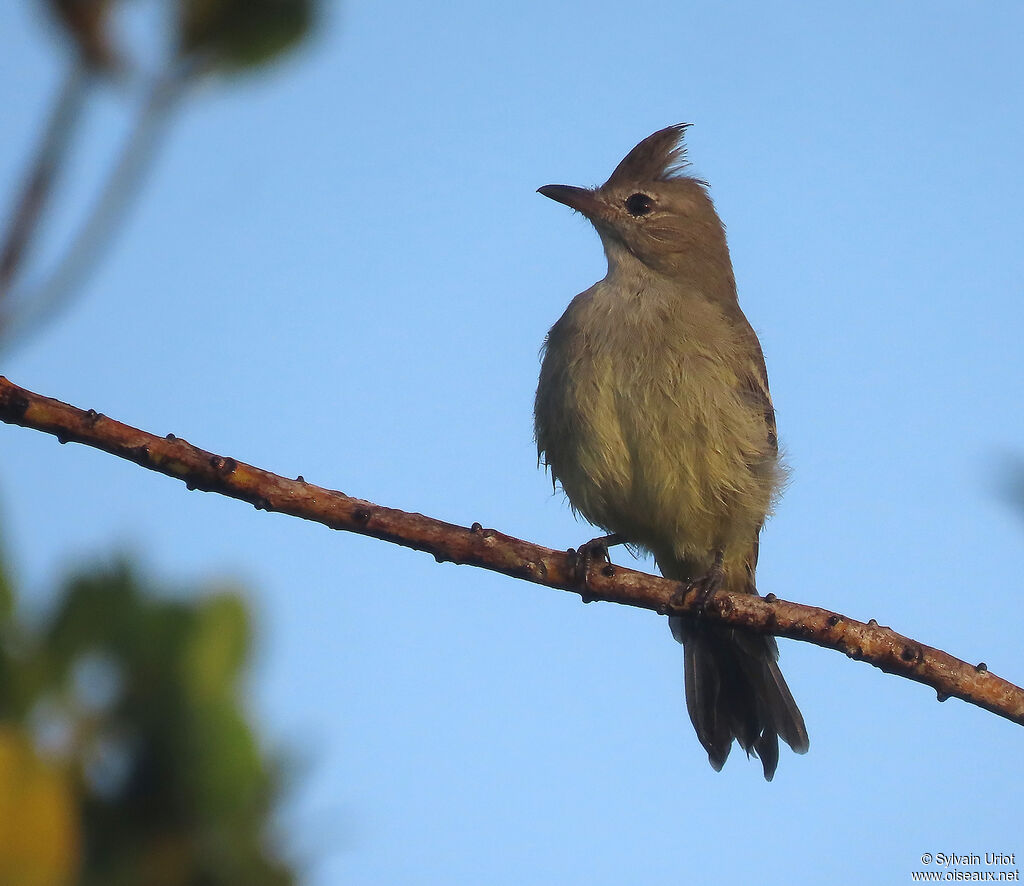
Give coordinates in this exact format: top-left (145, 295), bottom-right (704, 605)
top-left (537, 184), bottom-right (604, 219)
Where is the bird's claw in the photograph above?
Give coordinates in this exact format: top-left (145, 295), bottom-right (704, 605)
top-left (682, 550), bottom-right (725, 616)
top-left (572, 533), bottom-right (624, 587)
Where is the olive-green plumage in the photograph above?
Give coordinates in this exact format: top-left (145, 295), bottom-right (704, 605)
top-left (534, 125), bottom-right (808, 779)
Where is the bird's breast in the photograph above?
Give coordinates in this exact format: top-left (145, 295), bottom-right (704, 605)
top-left (535, 280), bottom-right (776, 558)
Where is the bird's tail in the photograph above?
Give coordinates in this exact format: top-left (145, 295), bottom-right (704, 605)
top-left (664, 559), bottom-right (808, 780)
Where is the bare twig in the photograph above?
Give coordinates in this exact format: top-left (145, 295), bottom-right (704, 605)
top-left (1, 73), bottom-right (185, 351)
top-left (1, 374), bottom-right (1021, 727)
top-left (0, 61), bottom-right (90, 300)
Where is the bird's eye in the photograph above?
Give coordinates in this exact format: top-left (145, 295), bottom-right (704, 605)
top-left (624, 193), bottom-right (654, 217)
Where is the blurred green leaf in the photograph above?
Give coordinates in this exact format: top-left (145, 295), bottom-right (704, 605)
top-left (0, 556), bottom-right (296, 885)
top-left (183, 590), bottom-right (250, 702)
top-left (1005, 458), bottom-right (1024, 514)
top-left (995, 452), bottom-right (1024, 526)
top-left (0, 519), bottom-right (13, 627)
top-left (192, 698), bottom-right (263, 819)
top-left (180, 0), bottom-right (315, 70)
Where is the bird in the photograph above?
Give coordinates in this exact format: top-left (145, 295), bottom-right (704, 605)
top-left (534, 124), bottom-right (808, 779)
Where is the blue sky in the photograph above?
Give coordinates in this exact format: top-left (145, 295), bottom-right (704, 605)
top-left (3, 1), bottom-right (1024, 883)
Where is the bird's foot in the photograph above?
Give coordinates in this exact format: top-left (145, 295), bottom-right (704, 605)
top-left (682, 550), bottom-right (725, 615)
top-left (571, 533), bottom-right (625, 587)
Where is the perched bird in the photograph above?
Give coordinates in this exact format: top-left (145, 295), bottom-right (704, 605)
top-left (534, 125), bottom-right (808, 779)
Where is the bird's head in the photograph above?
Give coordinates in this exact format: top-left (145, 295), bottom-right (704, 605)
top-left (539, 124), bottom-right (734, 291)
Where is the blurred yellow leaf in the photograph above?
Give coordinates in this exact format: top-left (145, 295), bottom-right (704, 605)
top-left (0, 726), bottom-right (79, 886)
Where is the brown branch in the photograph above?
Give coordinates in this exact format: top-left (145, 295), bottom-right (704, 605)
top-left (1, 374), bottom-right (1021, 727)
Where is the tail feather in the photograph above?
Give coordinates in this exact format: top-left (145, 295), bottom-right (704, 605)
top-left (671, 615), bottom-right (808, 781)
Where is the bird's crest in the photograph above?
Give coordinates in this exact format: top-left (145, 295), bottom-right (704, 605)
top-left (605, 124), bottom-right (692, 187)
